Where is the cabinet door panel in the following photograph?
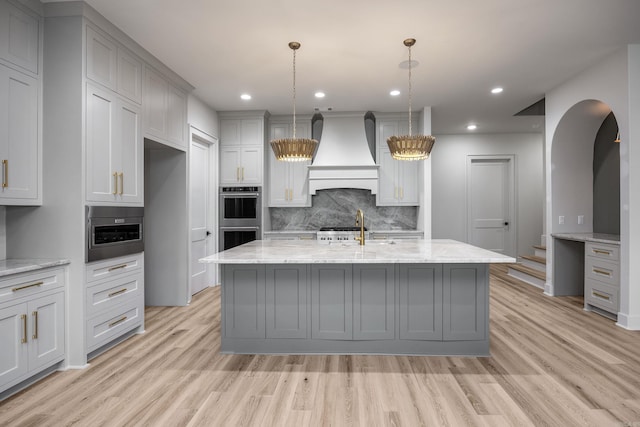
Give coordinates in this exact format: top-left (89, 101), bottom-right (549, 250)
top-left (28, 292), bottom-right (65, 371)
top-left (223, 265), bottom-right (266, 339)
top-left (220, 148), bottom-right (241, 184)
top-left (117, 48), bottom-right (142, 104)
top-left (241, 119), bottom-right (263, 145)
top-left (353, 265), bottom-right (394, 340)
top-left (165, 85), bottom-right (186, 148)
top-left (265, 265), bottom-right (307, 339)
top-left (118, 100), bottom-right (142, 203)
top-left (0, 1), bottom-right (39, 74)
top-left (85, 85), bottom-right (115, 201)
top-left (377, 148), bottom-right (397, 205)
top-left (399, 264), bottom-right (442, 340)
top-left (240, 147), bottom-right (262, 184)
top-left (86, 26), bottom-right (117, 91)
top-left (0, 303), bottom-right (29, 388)
top-left (143, 67), bottom-right (167, 139)
top-left (311, 265), bottom-right (352, 340)
top-left (399, 159), bottom-right (419, 205)
top-left (443, 264), bottom-right (487, 341)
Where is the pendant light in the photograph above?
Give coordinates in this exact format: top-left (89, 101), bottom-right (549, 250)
top-left (387, 38), bottom-right (435, 161)
top-left (270, 42), bottom-right (319, 162)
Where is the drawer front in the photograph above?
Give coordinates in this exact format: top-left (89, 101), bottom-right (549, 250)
top-left (85, 253), bottom-right (143, 284)
top-left (86, 273), bottom-right (143, 317)
top-left (586, 242), bottom-right (619, 262)
top-left (585, 257), bottom-right (619, 287)
top-left (585, 279), bottom-right (619, 313)
top-left (0, 268), bottom-right (65, 305)
top-left (86, 297), bottom-right (143, 352)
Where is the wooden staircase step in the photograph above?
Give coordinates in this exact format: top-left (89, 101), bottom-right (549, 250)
top-left (533, 245), bottom-right (546, 251)
top-left (521, 255), bottom-right (547, 265)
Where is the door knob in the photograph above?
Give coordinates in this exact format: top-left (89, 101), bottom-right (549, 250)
top-left (504, 221), bottom-right (509, 226)
top-left (206, 231), bottom-right (211, 236)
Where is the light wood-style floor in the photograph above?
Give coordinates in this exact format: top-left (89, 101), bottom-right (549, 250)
top-left (2, 265), bottom-right (640, 426)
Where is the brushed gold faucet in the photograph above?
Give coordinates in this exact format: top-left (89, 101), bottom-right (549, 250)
top-left (355, 209), bottom-right (365, 246)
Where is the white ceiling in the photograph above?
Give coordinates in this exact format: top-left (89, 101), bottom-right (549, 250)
top-left (45, 0), bottom-right (640, 134)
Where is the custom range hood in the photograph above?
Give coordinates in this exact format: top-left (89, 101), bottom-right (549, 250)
top-left (308, 112), bottom-right (379, 194)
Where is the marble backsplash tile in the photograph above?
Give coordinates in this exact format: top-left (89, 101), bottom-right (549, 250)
top-left (270, 189), bottom-right (417, 230)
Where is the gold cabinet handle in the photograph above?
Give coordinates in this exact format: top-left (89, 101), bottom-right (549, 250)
top-left (593, 249), bottom-right (611, 256)
top-left (12, 281), bottom-right (44, 292)
top-left (242, 167), bottom-right (245, 181)
top-left (400, 187), bottom-right (404, 200)
top-left (2, 159), bottom-right (7, 188)
top-left (118, 172), bottom-right (124, 195)
top-left (32, 311), bottom-right (38, 339)
top-left (299, 235), bottom-right (314, 240)
top-left (593, 268), bottom-right (612, 277)
top-left (108, 264), bottom-right (128, 272)
top-left (21, 314), bottom-right (28, 343)
top-left (289, 188), bottom-right (293, 201)
top-left (108, 288), bottom-right (127, 297)
top-left (109, 316), bottom-right (127, 328)
top-left (113, 172), bottom-right (118, 195)
top-left (592, 291), bottom-right (611, 301)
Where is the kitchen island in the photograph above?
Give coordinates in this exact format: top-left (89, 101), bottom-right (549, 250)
top-left (200, 239), bottom-right (514, 356)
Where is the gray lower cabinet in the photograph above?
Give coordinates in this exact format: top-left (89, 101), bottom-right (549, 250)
top-left (311, 264), bottom-right (352, 340)
top-left (265, 265), bottom-right (307, 339)
top-left (353, 264), bottom-right (395, 340)
top-left (223, 265), bottom-right (266, 339)
top-left (443, 264), bottom-right (487, 341)
top-left (399, 264), bottom-right (443, 340)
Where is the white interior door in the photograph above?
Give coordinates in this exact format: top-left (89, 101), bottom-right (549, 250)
top-left (467, 156), bottom-right (515, 256)
top-left (190, 130), bottom-right (217, 296)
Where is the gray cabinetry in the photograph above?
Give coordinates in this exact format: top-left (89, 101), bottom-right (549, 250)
top-left (223, 265), bottom-right (266, 339)
top-left (353, 264), bottom-right (394, 340)
top-left (311, 264), bottom-right (352, 340)
top-left (443, 264), bottom-right (487, 341)
top-left (584, 242), bottom-right (620, 316)
top-left (265, 265), bottom-right (307, 339)
top-left (399, 264), bottom-right (442, 340)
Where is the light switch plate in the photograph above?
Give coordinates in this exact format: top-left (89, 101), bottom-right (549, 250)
top-left (559, 215), bottom-right (565, 225)
top-left (578, 215), bottom-right (584, 225)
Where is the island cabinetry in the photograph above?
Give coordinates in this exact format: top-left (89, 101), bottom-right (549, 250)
top-left (219, 112), bottom-right (268, 186)
top-left (311, 265), bottom-right (353, 340)
top-left (376, 117), bottom-right (419, 206)
top-left (443, 264), bottom-right (487, 341)
top-left (584, 242), bottom-right (620, 315)
top-left (265, 265), bottom-right (307, 339)
top-left (223, 264), bottom-right (266, 339)
top-left (399, 265), bottom-right (442, 340)
top-left (143, 65), bottom-right (187, 149)
top-left (268, 118), bottom-right (311, 207)
top-left (353, 264), bottom-right (395, 340)
top-left (85, 83), bottom-right (142, 204)
top-left (0, 267), bottom-right (65, 395)
top-left (85, 253), bottom-right (144, 355)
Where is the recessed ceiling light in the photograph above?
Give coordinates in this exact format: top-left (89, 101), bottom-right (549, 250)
top-left (240, 93), bottom-right (251, 100)
top-left (315, 92), bottom-right (325, 98)
top-left (491, 87), bottom-right (503, 94)
top-left (467, 124), bottom-right (478, 130)
top-left (390, 90), bottom-right (401, 96)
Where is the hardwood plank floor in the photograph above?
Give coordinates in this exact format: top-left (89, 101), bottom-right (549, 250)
top-left (2, 265), bottom-right (640, 426)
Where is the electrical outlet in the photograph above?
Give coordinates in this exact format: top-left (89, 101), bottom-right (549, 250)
top-left (559, 215), bottom-right (565, 225)
top-left (578, 215), bottom-right (584, 225)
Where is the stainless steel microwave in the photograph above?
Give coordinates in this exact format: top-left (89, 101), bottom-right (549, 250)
top-left (86, 206), bottom-right (144, 262)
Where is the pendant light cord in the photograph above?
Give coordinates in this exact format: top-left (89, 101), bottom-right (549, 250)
top-left (408, 43), bottom-right (412, 137)
top-left (292, 47), bottom-right (297, 139)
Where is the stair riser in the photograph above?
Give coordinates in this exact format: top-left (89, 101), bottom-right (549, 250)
top-left (534, 249), bottom-right (546, 258)
top-left (507, 268), bottom-right (545, 289)
top-left (520, 259), bottom-right (546, 272)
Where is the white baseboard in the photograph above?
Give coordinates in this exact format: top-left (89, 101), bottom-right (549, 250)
top-left (616, 313), bottom-right (640, 330)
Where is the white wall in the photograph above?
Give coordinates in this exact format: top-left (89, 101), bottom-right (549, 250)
top-left (545, 45), bottom-right (640, 329)
top-left (431, 133), bottom-right (544, 257)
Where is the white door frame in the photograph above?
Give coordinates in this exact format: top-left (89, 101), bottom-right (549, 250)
top-left (188, 125), bottom-right (219, 302)
top-left (466, 154), bottom-right (516, 256)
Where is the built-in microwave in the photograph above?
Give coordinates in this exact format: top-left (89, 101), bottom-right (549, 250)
top-left (86, 206), bottom-right (144, 262)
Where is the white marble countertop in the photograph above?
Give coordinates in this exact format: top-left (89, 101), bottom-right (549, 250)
top-left (0, 258), bottom-right (71, 278)
top-left (200, 239), bottom-right (515, 264)
top-left (552, 232), bottom-right (620, 245)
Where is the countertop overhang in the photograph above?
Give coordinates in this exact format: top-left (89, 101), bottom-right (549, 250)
top-left (552, 232), bottom-right (620, 245)
top-left (200, 239), bottom-right (516, 264)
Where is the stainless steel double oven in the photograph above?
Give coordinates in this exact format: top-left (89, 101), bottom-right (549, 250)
top-left (219, 187), bottom-right (261, 250)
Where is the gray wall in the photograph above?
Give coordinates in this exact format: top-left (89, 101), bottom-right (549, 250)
top-left (593, 112), bottom-right (620, 235)
top-left (432, 133), bottom-right (543, 256)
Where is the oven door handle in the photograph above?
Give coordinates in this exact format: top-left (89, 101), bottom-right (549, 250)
top-left (221, 193), bottom-right (260, 198)
top-left (220, 226), bottom-right (260, 230)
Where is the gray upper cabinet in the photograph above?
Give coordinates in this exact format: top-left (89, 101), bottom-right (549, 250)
top-left (0, 0), bottom-right (40, 76)
top-left (143, 65), bottom-right (187, 150)
top-left (265, 265), bottom-right (307, 339)
top-left (311, 264), bottom-right (352, 340)
top-left (442, 264), bottom-right (487, 341)
top-left (399, 264), bottom-right (443, 340)
top-left (353, 264), bottom-right (395, 340)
